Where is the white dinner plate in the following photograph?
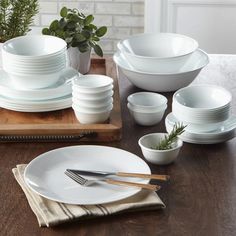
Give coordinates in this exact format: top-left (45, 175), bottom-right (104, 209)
top-left (0, 67), bottom-right (78, 100)
top-left (165, 113), bottom-right (236, 144)
top-left (24, 145), bottom-right (151, 205)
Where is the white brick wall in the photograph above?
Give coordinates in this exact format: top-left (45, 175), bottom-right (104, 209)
top-left (30, 0), bottom-right (144, 54)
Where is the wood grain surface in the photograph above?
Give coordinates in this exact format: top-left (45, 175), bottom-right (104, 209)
top-left (0, 55), bottom-right (236, 236)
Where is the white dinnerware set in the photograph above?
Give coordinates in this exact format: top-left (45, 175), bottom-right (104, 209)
top-left (113, 33), bottom-right (209, 92)
top-left (72, 74), bottom-right (114, 124)
top-left (165, 85), bottom-right (236, 144)
top-left (0, 35), bottom-right (78, 112)
top-left (127, 92), bottom-right (167, 126)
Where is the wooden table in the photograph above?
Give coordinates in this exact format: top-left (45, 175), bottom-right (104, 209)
top-left (1, 54), bottom-right (236, 236)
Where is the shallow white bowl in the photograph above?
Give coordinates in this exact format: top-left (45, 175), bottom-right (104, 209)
top-left (127, 103), bottom-right (167, 126)
top-left (118, 33), bottom-right (198, 73)
top-left (2, 35), bottom-right (66, 58)
top-left (113, 49), bottom-right (209, 92)
top-left (73, 75), bottom-right (113, 92)
top-left (127, 92), bottom-right (167, 111)
top-left (138, 133), bottom-right (183, 165)
top-left (172, 85), bottom-right (232, 123)
top-left (73, 105), bottom-right (113, 124)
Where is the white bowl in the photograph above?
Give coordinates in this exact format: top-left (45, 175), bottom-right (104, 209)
top-left (2, 35), bottom-right (66, 58)
top-left (7, 69), bottom-right (67, 89)
top-left (118, 33), bottom-right (198, 73)
top-left (138, 133), bottom-right (183, 165)
top-left (172, 85), bottom-right (232, 123)
top-left (72, 97), bottom-right (113, 108)
top-left (127, 92), bottom-right (167, 111)
top-left (72, 103), bottom-right (113, 114)
top-left (113, 49), bottom-right (209, 92)
top-left (127, 103), bottom-right (167, 126)
top-left (72, 90), bottom-right (114, 101)
top-left (73, 105), bottom-right (113, 124)
top-left (73, 74), bottom-right (113, 92)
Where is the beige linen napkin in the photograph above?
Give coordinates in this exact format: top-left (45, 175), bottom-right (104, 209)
top-left (12, 164), bottom-right (165, 227)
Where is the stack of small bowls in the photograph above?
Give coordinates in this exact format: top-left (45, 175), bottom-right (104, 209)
top-left (113, 33), bottom-right (209, 92)
top-left (2, 35), bottom-right (67, 89)
top-left (127, 92), bottom-right (167, 126)
top-left (171, 85), bottom-right (232, 132)
top-left (72, 75), bottom-right (114, 124)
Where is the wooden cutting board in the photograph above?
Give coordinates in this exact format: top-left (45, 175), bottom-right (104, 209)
top-left (0, 57), bottom-right (122, 142)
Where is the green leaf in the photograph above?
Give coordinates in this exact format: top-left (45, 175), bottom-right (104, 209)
top-left (49, 20), bottom-right (59, 31)
top-left (81, 30), bottom-right (91, 39)
top-left (75, 33), bottom-right (86, 42)
top-left (60, 7), bottom-right (68, 18)
top-left (93, 44), bottom-right (103, 57)
top-left (84, 15), bottom-right (94, 26)
top-left (95, 26), bottom-right (107, 37)
top-left (92, 36), bottom-right (100, 41)
top-left (42, 28), bottom-right (51, 35)
top-left (78, 43), bottom-right (90, 52)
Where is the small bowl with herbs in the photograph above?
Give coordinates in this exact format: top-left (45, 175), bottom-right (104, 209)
top-left (138, 124), bottom-right (185, 165)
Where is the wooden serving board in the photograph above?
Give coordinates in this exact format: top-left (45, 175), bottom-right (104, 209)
top-left (0, 57), bottom-right (122, 142)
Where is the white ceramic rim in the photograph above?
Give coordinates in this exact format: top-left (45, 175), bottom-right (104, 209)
top-left (113, 49), bottom-right (209, 75)
top-left (117, 33), bottom-right (199, 59)
top-left (138, 133), bottom-right (183, 153)
top-left (127, 103), bottom-right (167, 114)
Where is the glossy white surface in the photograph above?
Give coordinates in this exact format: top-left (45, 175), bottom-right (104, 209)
top-left (118, 33), bottom-right (198, 73)
top-left (0, 68), bottom-right (77, 100)
top-left (24, 145), bottom-right (151, 205)
top-left (127, 92), bottom-right (167, 111)
top-left (3, 35), bottom-right (66, 57)
top-left (73, 75), bottom-right (113, 92)
top-left (138, 133), bottom-right (183, 165)
top-left (127, 103), bottom-right (166, 126)
top-left (172, 85), bottom-right (231, 124)
top-left (72, 90), bottom-right (113, 101)
top-left (165, 113), bottom-right (236, 144)
top-left (113, 49), bottom-right (209, 92)
top-left (72, 97), bottom-right (113, 109)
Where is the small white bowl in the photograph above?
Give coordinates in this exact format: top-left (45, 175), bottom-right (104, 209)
top-left (138, 133), bottom-right (183, 165)
top-left (73, 105), bottom-right (113, 124)
top-left (118, 33), bottom-right (198, 73)
top-left (72, 103), bottom-right (113, 114)
top-left (127, 92), bottom-right (167, 111)
top-left (72, 90), bottom-right (114, 101)
top-left (172, 85), bottom-right (232, 124)
top-left (72, 97), bottom-right (113, 109)
top-left (73, 74), bottom-right (113, 92)
top-left (127, 103), bottom-right (167, 126)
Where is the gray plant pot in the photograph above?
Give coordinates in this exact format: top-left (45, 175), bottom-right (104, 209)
top-left (67, 47), bottom-right (91, 74)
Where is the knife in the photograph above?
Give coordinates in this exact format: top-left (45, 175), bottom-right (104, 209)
top-left (66, 169), bottom-right (170, 181)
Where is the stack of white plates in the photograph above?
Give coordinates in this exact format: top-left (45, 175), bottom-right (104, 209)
top-left (165, 113), bottom-right (236, 144)
top-left (0, 35), bottom-right (79, 112)
top-left (113, 33), bottom-right (209, 92)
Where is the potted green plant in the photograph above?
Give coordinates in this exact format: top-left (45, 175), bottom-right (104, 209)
top-left (0, 0), bottom-right (39, 67)
top-left (42, 7), bottom-right (107, 74)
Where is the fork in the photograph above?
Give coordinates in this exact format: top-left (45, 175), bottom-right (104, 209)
top-left (65, 170), bottom-right (160, 191)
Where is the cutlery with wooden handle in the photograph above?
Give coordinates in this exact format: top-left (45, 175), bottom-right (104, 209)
top-left (67, 169), bottom-right (170, 181)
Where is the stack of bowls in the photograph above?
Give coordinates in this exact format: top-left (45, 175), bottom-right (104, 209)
top-left (113, 33), bottom-right (209, 92)
top-left (172, 85), bottom-right (232, 132)
top-left (127, 92), bottom-right (167, 126)
top-left (72, 75), bottom-right (114, 124)
top-left (2, 35), bottom-right (67, 89)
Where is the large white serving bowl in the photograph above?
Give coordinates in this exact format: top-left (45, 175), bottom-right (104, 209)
top-left (172, 85), bottom-right (232, 124)
top-left (2, 35), bottom-right (67, 58)
top-left (117, 33), bottom-right (198, 73)
top-left (127, 92), bottom-right (167, 112)
top-left (113, 49), bottom-right (209, 92)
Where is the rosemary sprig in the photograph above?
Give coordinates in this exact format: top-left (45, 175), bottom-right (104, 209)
top-left (152, 123), bottom-right (186, 150)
